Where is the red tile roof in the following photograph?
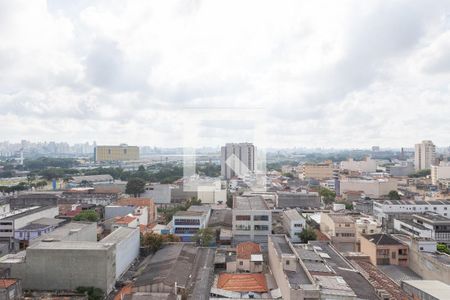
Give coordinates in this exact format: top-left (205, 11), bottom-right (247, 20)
top-left (217, 273), bottom-right (267, 292)
top-left (115, 216), bottom-right (136, 225)
top-left (236, 242), bottom-right (262, 259)
top-left (0, 279), bottom-right (17, 288)
top-left (117, 197), bottom-right (154, 207)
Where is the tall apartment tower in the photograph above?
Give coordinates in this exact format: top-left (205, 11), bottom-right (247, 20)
top-left (414, 140), bottom-right (436, 171)
top-left (221, 143), bottom-right (255, 179)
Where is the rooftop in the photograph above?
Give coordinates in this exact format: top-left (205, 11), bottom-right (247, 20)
top-left (100, 227), bottom-right (138, 243)
top-left (236, 241), bottom-right (261, 259)
top-left (376, 199), bottom-right (450, 206)
top-left (363, 234), bottom-right (405, 246)
top-left (208, 209), bottom-right (232, 228)
top-left (1, 206), bottom-right (55, 221)
top-left (0, 279), bottom-right (17, 289)
top-left (30, 217), bottom-right (65, 227)
top-left (283, 209), bottom-right (304, 222)
top-left (16, 223), bottom-right (52, 231)
top-left (325, 213), bottom-right (354, 223)
top-left (402, 280), bottom-right (450, 299)
top-left (309, 241), bottom-right (378, 299)
top-left (117, 197), bottom-right (154, 208)
top-left (234, 196), bottom-right (269, 210)
top-left (415, 212), bottom-right (450, 223)
top-left (217, 273), bottom-right (268, 293)
top-left (28, 240), bottom-right (114, 250)
top-left (115, 215), bottom-right (137, 224)
top-left (32, 221), bottom-right (95, 243)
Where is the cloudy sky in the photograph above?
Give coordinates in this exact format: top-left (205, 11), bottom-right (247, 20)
top-left (1, 0), bottom-right (450, 148)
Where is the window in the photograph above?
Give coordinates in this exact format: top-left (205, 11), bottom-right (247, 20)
top-left (254, 215), bottom-right (269, 221)
top-left (254, 225), bottom-right (269, 231)
top-left (294, 223), bottom-right (303, 228)
top-left (239, 261), bottom-right (243, 266)
top-left (236, 215), bottom-right (251, 221)
top-left (345, 223), bottom-right (350, 227)
top-left (391, 252), bottom-right (396, 259)
top-left (286, 260), bottom-right (290, 265)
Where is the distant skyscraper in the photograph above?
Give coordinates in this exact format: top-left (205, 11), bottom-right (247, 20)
top-left (221, 143), bottom-right (255, 179)
top-left (414, 140), bottom-right (436, 171)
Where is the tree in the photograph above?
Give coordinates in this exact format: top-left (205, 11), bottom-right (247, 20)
top-left (437, 243), bottom-right (450, 255)
top-left (388, 190), bottom-right (400, 200)
top-left (192, 228), bottom-right (215, 246)
top-left (126, 177), bottom-right (146, 197)
top-left (138, 165), bottom-right (146, 172)
top-left (319, 187), bottom-right (336, 205)
top-left (298, 228), bottom-right (317, 243)
top-left (74, 210), bottom-right (99, 222)
top-left (142, 232), bottom-right (164, 252)
top-left (75, 287), bottom-right (104, 300)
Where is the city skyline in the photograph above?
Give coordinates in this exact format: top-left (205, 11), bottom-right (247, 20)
top-left (1, 1), bottom-right (450, 147)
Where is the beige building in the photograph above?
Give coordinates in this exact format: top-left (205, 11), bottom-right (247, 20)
top-left (431, 161), bottom-right (450, 185)
top-left (354, 216), bottom-right (382, 251)
top-left (415, 140), bottom-right (436, 171)
top-left (360, 234), bottom-right (408, 266)
top-left (320, 213), bottom-right (356, 251)
top-left (340, 157), bottom-right (377, 173)
top-left (94, 144), bottom-right (139, 161)
top-left (300, 161), bottom-right (335, 180)
top-left (339, 178), bottom-right (397, 198)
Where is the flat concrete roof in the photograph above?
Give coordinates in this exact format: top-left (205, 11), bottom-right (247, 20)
top-left (283, 209), bottom-right (304, 222)
top-left (28, 240), bottom-right (114, 251)
top-left (32, 221), bottom-right (95, 243)
top-left (100, 227), bottom-right (138, 243)
top-left (402, 280), bottom-right (450, 299)
top-left (235, 196), bottom-right (268, 210)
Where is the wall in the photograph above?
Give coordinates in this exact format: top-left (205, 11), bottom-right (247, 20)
top-left (20, 245), bottom-right (116, 293)
top-left (408, 246), bottom-right (450, 285)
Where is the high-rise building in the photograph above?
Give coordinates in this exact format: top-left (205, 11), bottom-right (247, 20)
top-left (414, 140), bottom-right (436, 171)
top-left (94, 144), bottom-right (139, 161)
top-left (220, 143), bottom-right (255, 179)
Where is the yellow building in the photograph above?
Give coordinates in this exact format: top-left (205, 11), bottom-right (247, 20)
top-left (94, 145), bottom-right (139, 161)
top-left (300, 160), bottom-right (335, 180)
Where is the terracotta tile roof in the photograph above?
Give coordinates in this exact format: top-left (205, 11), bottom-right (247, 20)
top-left (118, 197), bottom-right (154, 207)
top-left (236, 242), bottom-right (262, 259)
top-left (217, 273), bottom-right (267, 292)
top-left (114, 284), bottom-right (132, 300)
top-left (315, 229), bottom-right (330, 241)
top-left (115, 216), bottom-right (136, 225)
top-left (352, 260), bottom-right (409, 300)
top-left (0, 279), bottom-right (17, 288)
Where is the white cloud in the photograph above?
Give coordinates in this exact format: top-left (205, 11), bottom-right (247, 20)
top-left (0, 0), bottom-right (450, 148)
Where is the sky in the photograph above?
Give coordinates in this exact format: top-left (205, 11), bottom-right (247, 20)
top-left (1, 0), bottom-right (450, 148)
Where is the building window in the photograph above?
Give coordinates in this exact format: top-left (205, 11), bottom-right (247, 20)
top-left (239, 261), bottom-right (243, 266)
top-left (236, 215), bottom-right (251, 221)
top-left (286, 260), bottom-right (290, 265)
top-left (254, 225), bottom-right (269, 231)
top-left (253, 215), bottom-right (269, 221)
top-left (391, 252), bottom-right (396, 259)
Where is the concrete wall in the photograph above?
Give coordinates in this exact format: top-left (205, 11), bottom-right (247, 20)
top-left (105, 206), bottom-right (134, 220)
top-left (23, 244), bottom-right (116, 293)
top-left (108, 228), bottom-right (140, 280)
top-left (408, 247), bottom-right (450, 285)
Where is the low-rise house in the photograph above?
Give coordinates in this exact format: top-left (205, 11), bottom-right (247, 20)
top-left (320, 213), bottom-right (357, 252)
top-left (360, 234), bottom-right (408, 266)
top-left (235, 242), bottom-right (263, 273)
top-left (105, 204), bottom-right (148, 226)
top-left (282, 209), bottom-right (306, 242)
top-left (116, 198), bottom-right (157, 225)
top-left (0, 279), bottom-right (22, 300)
top-left (112, 216), bottom-right (139, 231)
top-left (171, 205), bottom-right (211, 242)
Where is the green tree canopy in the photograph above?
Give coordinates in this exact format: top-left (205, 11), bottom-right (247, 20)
top-left (192, 228), bottom-right (215, 246)
top-left (142, 232), bottom-right (164, 252)
top-left (73, 210), bottom-right (99, 222)
top-left (319, 187), bottom-right (336, 205)
top-left (388, 190), bottom-right (400, 200)
top-left (298, 228), bottom-right (317, 243)
top-left (126, 177), bottom-right (146, 197)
